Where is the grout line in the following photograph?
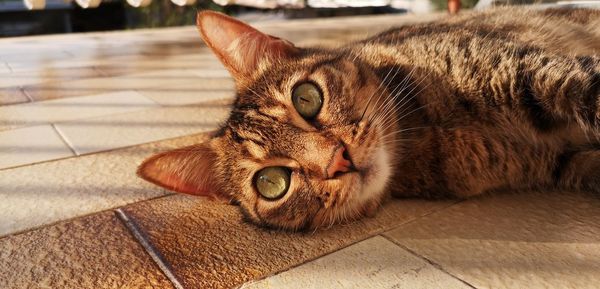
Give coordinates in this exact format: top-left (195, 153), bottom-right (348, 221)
top-left (20, 86), bottom-right (34, 103)
top-left (380, 234), bottom-right (478, 289)
top-left (0, 193), bottom-right (174, 242)
top-left (62, 50), bottom-right (75, 57)
top-left (239, 202), bottom-right (463, 288)
top-left (239, 233), bottom-right (382, 289)
top-left (50, 123), bottom-right (79, 156)
top-left (380, 200), bottom-right (463, 233)
top-left (4, 62), bottom-right (14, 73)
top-left (92, 66), bottom-right (110, 77)
top-left (0, 127), bottom-right (218, 172)
top-left (235, 201), bottom-right (462, 288)
top-left (115, 208), bottom-right (185, 289)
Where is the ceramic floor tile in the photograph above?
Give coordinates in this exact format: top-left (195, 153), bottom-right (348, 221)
top-left (94, 57), bottom-right (223, 75)
top-left (0, 211), bottom-right (173, 289)
top-left (145, 76), bottom-right (235, 92)
top-left (0, 125), bottom-right (74, 169)
top-left (0, 87), bottom-right (29, 106)
top-left (119, 194), bottom-right (454, 289)
top-left (94, 62), bottom-right (212, 78)
top-left (0, 62), bottom-right (10, 74)
top-left (20, 82), bottom-right (126, 103)
top-left (138, 89), bottom-right (234, 106)
top-left (135, 76), bottom-right (235, 106)
top-left (0, 67), bottom-right (103, 88)
top-left (0, 51), bottom-right (74, 71)
top-left (384, 191), bottom-right (600, 289)
top-left (54, 105), bottom-right (229, 155)
top-left (190, 68), bottom-right (232, 78)
top-left (0, 90), bottom-right (157, 131)
top-left (243, 236), bottom-right (471, 289)
top-left (22, 70), bottom-right (208, 101)
top-left (0, 132), bottom-right (210, 237)
top-left (59, 38), bottom-right (198, 60)
top-left (0, 41), bottom-right (144, 72)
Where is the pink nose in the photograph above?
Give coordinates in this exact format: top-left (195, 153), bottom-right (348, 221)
top-left (326, 146), bottom-right (353, 178)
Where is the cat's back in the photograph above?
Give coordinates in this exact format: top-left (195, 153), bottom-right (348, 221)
top-left (362, 7), bottom-right (600, 57)
top-left (452, 7), bottom-right (600, 56)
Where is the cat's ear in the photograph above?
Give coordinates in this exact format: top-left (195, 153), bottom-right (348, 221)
top-left (196, 10), bottom-right (299, 79)
top-left (137, 142), bottom-right (228, 202)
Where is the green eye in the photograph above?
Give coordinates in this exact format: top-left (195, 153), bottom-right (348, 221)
top-left (255, 167), bottom-right (291, 200)
top-left (292, 82), bottom-right (323, 119)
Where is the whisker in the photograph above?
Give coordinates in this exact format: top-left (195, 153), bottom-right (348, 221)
top-left (382, 69), bottom-right (434, 122)
top-left (381, 135), bottom-right (422, 146)
top-left (373, 69), bottom-right (433, 132)
top-left (370, 65), bottom-right (417, 125)
top-left (371, 73), bottom-right (415, 127)
top-left (366, 67), bottom-right (413, 129)
top-left (378, 89), bottom-right (429, 133)
top-left (380, 126), bottom-right (430, 138)
top-left (360, 66), bottom-right (395, 122)
top-left (393, 79), bottom-right (436, 120)
top-left (397, 101), bottom-right (436, 122)
top-left (359, 34), bottom-right (402, 122)
top-left (365, 61), bottom-right (405, 122)
top-left (381, 76), bottom-right (435, 132)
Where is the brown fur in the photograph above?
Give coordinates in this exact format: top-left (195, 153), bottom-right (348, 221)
top-left (138, 8), bottom-right (600, 231)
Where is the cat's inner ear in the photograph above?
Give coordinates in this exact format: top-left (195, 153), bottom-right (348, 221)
top-left (196, 10), bottom-right (299, 79)
top-left (137, 142), bottom-right (228, 202)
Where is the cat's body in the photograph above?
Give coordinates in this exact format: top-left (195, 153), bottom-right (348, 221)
top-left (139, 8), bottom-right (600, 231)
top-left (350, 7), bottom-right (600, 199)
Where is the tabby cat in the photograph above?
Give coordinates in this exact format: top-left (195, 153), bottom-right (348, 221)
top-left (138, 8), bottom-right (600, 231)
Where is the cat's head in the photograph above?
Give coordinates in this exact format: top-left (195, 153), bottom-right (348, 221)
top-left (138, 11), bottom-right (399, 231)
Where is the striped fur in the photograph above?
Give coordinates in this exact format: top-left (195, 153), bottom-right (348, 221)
top-left (139, 8), bottom-right (600, 231)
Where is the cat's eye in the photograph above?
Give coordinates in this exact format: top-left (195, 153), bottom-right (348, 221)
top-left (292, 82), bottom-right (323, 119)
top-left (255, 166), bottom-right (291, 200)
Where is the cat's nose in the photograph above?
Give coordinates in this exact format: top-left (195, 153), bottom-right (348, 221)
top-left (326, 146), bottom-right (355, 179)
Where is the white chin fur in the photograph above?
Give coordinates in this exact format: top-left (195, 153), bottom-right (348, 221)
top-left (358, 143), bottom-right (391, 204)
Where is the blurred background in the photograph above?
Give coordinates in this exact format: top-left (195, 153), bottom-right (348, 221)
top-left (3, 0), bottom-right (587, 37)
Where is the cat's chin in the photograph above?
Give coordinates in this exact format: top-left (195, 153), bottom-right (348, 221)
top-left (354, 144), bottom-right (392, 206)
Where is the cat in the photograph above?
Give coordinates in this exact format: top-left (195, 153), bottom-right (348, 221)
top-left (138, 8), bottom-right (600, 231)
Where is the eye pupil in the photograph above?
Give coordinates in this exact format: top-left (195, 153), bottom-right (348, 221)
top-left (292, 82), bottom-right (323, 119)
top-left (255, 167), bottom-right (291, 200)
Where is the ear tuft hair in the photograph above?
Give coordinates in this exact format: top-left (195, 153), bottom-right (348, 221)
top-left (196, 10), bottom-right (299, 79)
top-left (137, 142), bottom-right (229, 202)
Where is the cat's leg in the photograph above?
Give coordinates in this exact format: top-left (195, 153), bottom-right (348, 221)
top-left (555, 150), bottom-right (600, 194)
top-left (390, 127), bottom-right (559, 199)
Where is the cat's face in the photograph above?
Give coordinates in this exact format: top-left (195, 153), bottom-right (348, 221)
top-left (138, 11), bottom-right (398, 230)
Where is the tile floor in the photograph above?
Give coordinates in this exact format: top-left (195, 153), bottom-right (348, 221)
top-left (1, 12), bottom-right (599, 289)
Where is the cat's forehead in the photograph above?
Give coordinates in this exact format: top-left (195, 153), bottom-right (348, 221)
top-left (232, 54), bottom-right (358, 111)
top-left (225, 107), bottom-right (300, 153)
top-left (243, 53), bottom-right (347, 91)
top-left (219, 53), bottom-right (361, 158)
